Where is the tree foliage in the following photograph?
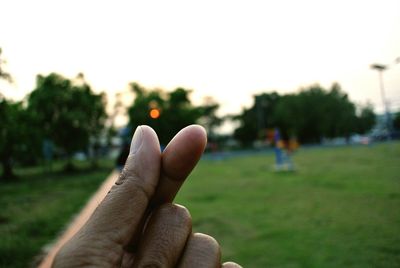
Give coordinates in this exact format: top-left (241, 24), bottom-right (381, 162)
top-left (0, 47), bottom-right (29, 180)
top-left (0, 100), bottom-right (39, 179)
top-left (0, 47), bottom-right (12, 87)
top-left (393, 112), bottom-right (400, 131)
top-left (355, 104), bottom-right (376, 134)
top-left (27, 73), bottom-right (106, 168)
top-left (234, 84), bottom-right (376, 145)
top-left (233, 92), bottom-right (281, 145)
top-left (128, 83), bottom-right (222, 145)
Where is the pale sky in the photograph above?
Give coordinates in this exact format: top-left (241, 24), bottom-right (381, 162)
top-left (1, 0), bottom-right (399, 129)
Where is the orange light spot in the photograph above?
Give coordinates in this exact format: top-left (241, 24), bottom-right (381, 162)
top-left (149, 108), bottom-right (160, 119)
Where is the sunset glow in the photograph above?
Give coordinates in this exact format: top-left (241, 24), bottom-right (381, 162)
top-left (1, 0), bottom-right (399, 132)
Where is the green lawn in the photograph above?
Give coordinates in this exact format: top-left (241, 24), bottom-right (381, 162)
top-left (176, 143), bottom-right (400, 268)
top-left (0, 160), bottom-right (114, 268)
top-left (1, 143), bottom-right (400, 267)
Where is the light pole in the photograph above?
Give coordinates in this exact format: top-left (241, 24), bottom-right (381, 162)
top-left (370, 63), bottom-right (392, 138)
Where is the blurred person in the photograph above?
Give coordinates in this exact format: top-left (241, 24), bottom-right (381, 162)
top-left (51, 125), bottom-right (241, 268)
top-left (42, 139), bottom-right (54, 172)
top-left (273, 128), bottom-right (285, 169)
top-left (283, 136), bottom-right (299, 171)
top-left (273, 128), bottom-right (297, 171)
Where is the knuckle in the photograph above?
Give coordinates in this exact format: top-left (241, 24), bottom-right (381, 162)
top-left (138, 260), bottom-right (164, 268)
top-left (193, 232), bottom-right (220, 250)
top-left (128, 177), bottom-right (153, 203)
top-left (157, 203), bottom-right (192, 225)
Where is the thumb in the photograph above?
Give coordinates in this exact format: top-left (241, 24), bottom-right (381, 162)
top-left (57, 126), bottom-right (161, 261)
top-left (84, 126), bottom-right (161, 245)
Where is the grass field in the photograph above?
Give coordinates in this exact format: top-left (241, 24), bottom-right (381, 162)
top-left (177, 143), bottom-right (400, 267)
top-left (1, 143), bottom-right (400, 267)
top-left (0, 160), bottom-right (114, 268)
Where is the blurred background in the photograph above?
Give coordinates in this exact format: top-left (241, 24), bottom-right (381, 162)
top-left (0, 0), bottom-right (399, 267)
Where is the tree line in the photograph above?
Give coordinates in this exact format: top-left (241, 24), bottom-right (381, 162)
top-left (1, 47), bottom-right (394, 180)
top-left (1, 72), bottom-right (107, 179)
top-left (233, 83), bottom-right (376, 145)
top-left (1, 47), bottom-right (223, 179)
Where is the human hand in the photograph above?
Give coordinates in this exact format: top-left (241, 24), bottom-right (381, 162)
top-left (52, 125), bottom-right (241, 268)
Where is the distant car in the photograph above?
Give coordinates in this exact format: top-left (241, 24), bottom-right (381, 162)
top-left (73, 152), bottom-right (87, 161)
top-left (350, 134), bottom-right (370, 145)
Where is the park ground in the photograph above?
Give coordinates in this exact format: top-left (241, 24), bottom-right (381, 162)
top-left (0, 142), bottom-right (399, 267)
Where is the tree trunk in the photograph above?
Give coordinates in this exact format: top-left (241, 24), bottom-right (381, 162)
top-left (1, 157), bottom-right (15, 180)
top-left (63, 156), bottom-right (75, 172)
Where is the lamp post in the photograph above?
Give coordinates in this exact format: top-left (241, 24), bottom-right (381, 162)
top-left (370, 63), bottom-right (392, 138)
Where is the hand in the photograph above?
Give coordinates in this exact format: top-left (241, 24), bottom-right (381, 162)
top-left (53, 125), bottom-right (241, 268)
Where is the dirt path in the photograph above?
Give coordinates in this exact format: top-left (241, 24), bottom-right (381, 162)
top-left (38, 170), bottom-right (119, 268)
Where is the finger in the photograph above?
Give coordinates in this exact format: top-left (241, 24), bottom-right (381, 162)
top-left (124, 125), bottom-right (206, 252)
top-left (151, 125), bottom-right (207, 207)
top-left (178, 233), bottom-right (221, 268)
top-left (222, 262), bottom-right (243, 268)
top-left (63, 126), bottom-right (161, 249)
top-left (133, 203), bottom-right (192, 268)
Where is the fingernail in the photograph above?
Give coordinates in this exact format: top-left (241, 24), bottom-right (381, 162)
top-left (130, 126), bottom-right (143, 154)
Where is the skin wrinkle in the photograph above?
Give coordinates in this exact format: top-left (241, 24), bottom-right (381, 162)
top-left (120, 252), bottom-right (135, 268)
top-left (91, 129), bottom-right (160, 247)
top-left (73, 227), bottom-right (123, 265)
top-left (178, 233), bottom-right (221, 268)
top-left (55, 239), bottom-right (120, 268)
top-left (139, 261), bottom-right (164, 268)
top-left (58, 126), bottom-right (161, 265)
top-left (99, 186), bottom-right (149, 246)
top-left (133, 204), bottom-right (192, 268)
top-left (84, 245), bottom-right (120, 267)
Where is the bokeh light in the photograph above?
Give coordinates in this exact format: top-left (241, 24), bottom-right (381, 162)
top-left (149, 108), bottom-right (160, 119)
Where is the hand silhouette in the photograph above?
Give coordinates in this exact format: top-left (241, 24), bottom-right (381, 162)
top-left (53, 125), bottom-right (241, 268)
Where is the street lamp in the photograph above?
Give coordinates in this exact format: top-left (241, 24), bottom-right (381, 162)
top-left (370, 63), bottom-right (392, 138)
top-left (370, 63), bottom-right (389, 113)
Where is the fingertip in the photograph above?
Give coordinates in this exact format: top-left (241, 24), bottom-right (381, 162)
top-left (165, 124), bottom-right (207, 153)
top-left (190, 124), bottom-right (208, 145)
top-left (187, 124), bottom-right (208, 143)
top-left (222, 262), bottom-right (243, 268)
top-left (162, 125), bottom-right (207, 181)
top-left (139, 125), bottom-right (161, 152)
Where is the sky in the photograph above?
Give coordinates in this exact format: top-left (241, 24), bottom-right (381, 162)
top-left (1, 0), bottom-right (399, 129)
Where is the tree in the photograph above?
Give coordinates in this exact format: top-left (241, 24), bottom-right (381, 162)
top-left (273, 93), bottom-right (304, 140)
top-left (233, 83), bottom-right (364, 145)
top-left (1, 101), bottom-right (21, 179)
top-left (27, 73), bottom-right (106, 170)
top-left (393, 111), bottom-right (400, 131)
top-left (355, 104), bottom-right (376, 134)
top-left (197, 96), bottom-right (223, 141)
top-left (0, 47), bottom-right (22, 180)
top-left (74, 74), bottom-right (107, 167)
top-left (233, 92), bottom-right (281, 145)
top-left (283, 83), bottom-right (357, 142)
top-left (128, 83), bottom-right (167, 143)
top-left (127, 84), bottom-right (220, 145)
top-left (0, 47), bottom-right (12, 88)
